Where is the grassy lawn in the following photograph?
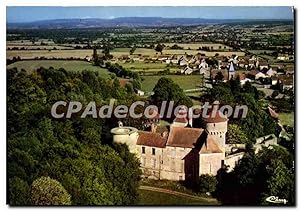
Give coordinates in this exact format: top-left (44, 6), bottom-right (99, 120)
top-left (7, 60), bottom-right (111, 77)
top-left (138, 189), bottom-right (219, 205)
top-left (278, 112), bottom-right (294, 127)
top-left (141, 75), bottom-right (202, 92)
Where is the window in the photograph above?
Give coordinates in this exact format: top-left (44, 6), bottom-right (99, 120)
top-left (142, 147), bottom-right (145, 154)
top-left (152, 148), bottom-right (155, 155)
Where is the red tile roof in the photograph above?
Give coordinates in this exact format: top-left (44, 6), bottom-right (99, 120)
top-left (119, 79), bottom-right (129, 87)
top-left (137, 131), bottom-right (167, 148)
top-left (166, 127), bottom-right (222, 153)
top-left (174, 117), bottom-right (188, 123)
top-left (203, 110), bottom-right (228, 123)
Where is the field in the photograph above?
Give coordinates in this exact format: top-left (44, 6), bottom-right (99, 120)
top-left (7, 46), bottom-right (245, 60)
top-left (278, 112), bottom-right (294, 127)
top-left (138, 189), bottom-right (219, 205)
top-left (7, 49), bottom-right (94, 59)
top-left (7, 60), bottom-right (202, 92)
top-left (141, 75), bottom-right (202, 92)
top-left (120, 61), bottom-right (168, 70)
top-left (7, 60), bottom-right (111, 77)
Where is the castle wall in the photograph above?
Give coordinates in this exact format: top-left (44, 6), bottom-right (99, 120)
top-left (159, 146), bottom-right (191, 181)
top-left (137, 145), bottom-right (164, 179)
top-left (224, 152), bottom-right (245, 172)
top-left (199, 153), bottom-right (223, 175)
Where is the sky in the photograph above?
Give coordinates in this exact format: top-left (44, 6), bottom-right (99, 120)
top-left (6, 6), bottom-right (294, 23)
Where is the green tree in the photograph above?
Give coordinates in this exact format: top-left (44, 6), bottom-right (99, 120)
top-left (7, 67), bottom-right (142, 205)
top-left (152, 77), bottom-right (192, 108)
top-left (215, 71), bottom-right (224, 82)
top-left (154, 43), bottom-right (164, 54)
top-left (226, 124), bottom-right (249, 144)
top-left (31, 176), bottom-right (72, 205)
top-left (9, 177), bottom-right (30, 205)
top-left (129, 46), bottom-right (136, 55)
top-left (196, 174), bottom-right (218, 193)
top-left (261, 159), bottom-right (294, 205)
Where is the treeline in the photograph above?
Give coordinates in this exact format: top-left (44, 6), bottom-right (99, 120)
top-left (201, 79), bottom-right (281, 142)
top-left (7, 57), bottom-right (88, 66)
top-left (7, 67), bottom-right (142, 205)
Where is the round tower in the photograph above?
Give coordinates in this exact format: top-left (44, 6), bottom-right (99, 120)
top-left (203, 104), bottom-right (228, 153)
top-left (110, 122), bottom-right (139, 154)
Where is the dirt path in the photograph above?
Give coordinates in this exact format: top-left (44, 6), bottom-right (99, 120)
top-left (139, 185), bottom-right (218, 202)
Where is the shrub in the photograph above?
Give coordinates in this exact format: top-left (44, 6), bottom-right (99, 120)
top-left (31, 176), bottom-right (71, 205)
top-left (196, 174), bottom-right (218, 193)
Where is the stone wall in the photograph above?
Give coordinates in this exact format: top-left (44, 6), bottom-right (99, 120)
top-left (224, 152), bottom-right (245, 172)
top-left (199, 153), bottom-right (223, 175)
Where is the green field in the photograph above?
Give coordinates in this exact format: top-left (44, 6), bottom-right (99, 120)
top-left (278, 112), bottom-right (294, 127)
top-left (120, 61), bottom-right (168, 69)
top-left (7, 60), bottom-right (111, 77)
top-left (7, 47), bottom-right (245, 60)
top-left (141, 75), bottom-right (202, 92)
top-left (138, 189), bottom-right (219, 205)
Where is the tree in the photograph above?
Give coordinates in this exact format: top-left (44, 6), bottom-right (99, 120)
top-left (31, 176), bottom-right (72, 205)
top-left (125, 83), bottom-right (134, 94)
top-left (152, 77), bottom-right (192, 108)
top-left (261, 159), bottom-right (294, 205)
top-left (154, 43), bottom-right (164, 54)
top-left (9, 177), bottom-right (30, 205)
top-left (7, 67), bottom-right (142, 205)
top-left (129, 46), bottom-right (136, 55)
top-left (226, 124), bottom-right (249, 144)
top-left (215, 71), bottom-right (224, 82)
top-left (196, 174), bottom-right (218, 193)
top-left (271, 90), bottom-right (279, 98)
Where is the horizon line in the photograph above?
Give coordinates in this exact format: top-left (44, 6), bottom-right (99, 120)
top-left (7, 16), bottom-right (294, 24)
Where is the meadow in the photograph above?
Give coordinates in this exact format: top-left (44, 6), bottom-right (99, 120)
top-left (138, 189), bottom-right (219, 205)
top-left (7, 45), bottom-right (245, 59)
top-left (7, 60), bottom-right (111, 77)
top-left (278, 112), bottom-right (294, 127)
top-left (141, 74), bottom-right (202, 92)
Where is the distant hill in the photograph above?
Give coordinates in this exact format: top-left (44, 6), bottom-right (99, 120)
top-left (7, 17), bottom-right (293, 29)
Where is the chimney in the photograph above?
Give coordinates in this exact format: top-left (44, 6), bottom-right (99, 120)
top-left (151, 123), bottom-right (157, 133)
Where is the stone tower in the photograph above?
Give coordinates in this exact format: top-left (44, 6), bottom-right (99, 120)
top-left (203, 102), bottom-right (228, 155)
top-left (110, 122), bottom-right (139, 154)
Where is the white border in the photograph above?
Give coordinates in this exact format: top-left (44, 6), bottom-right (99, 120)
top-left (1, 1), bottom-right (299, 211)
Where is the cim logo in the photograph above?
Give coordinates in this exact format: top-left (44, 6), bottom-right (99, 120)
top-left (265, 196), bottom-right (288, 204)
